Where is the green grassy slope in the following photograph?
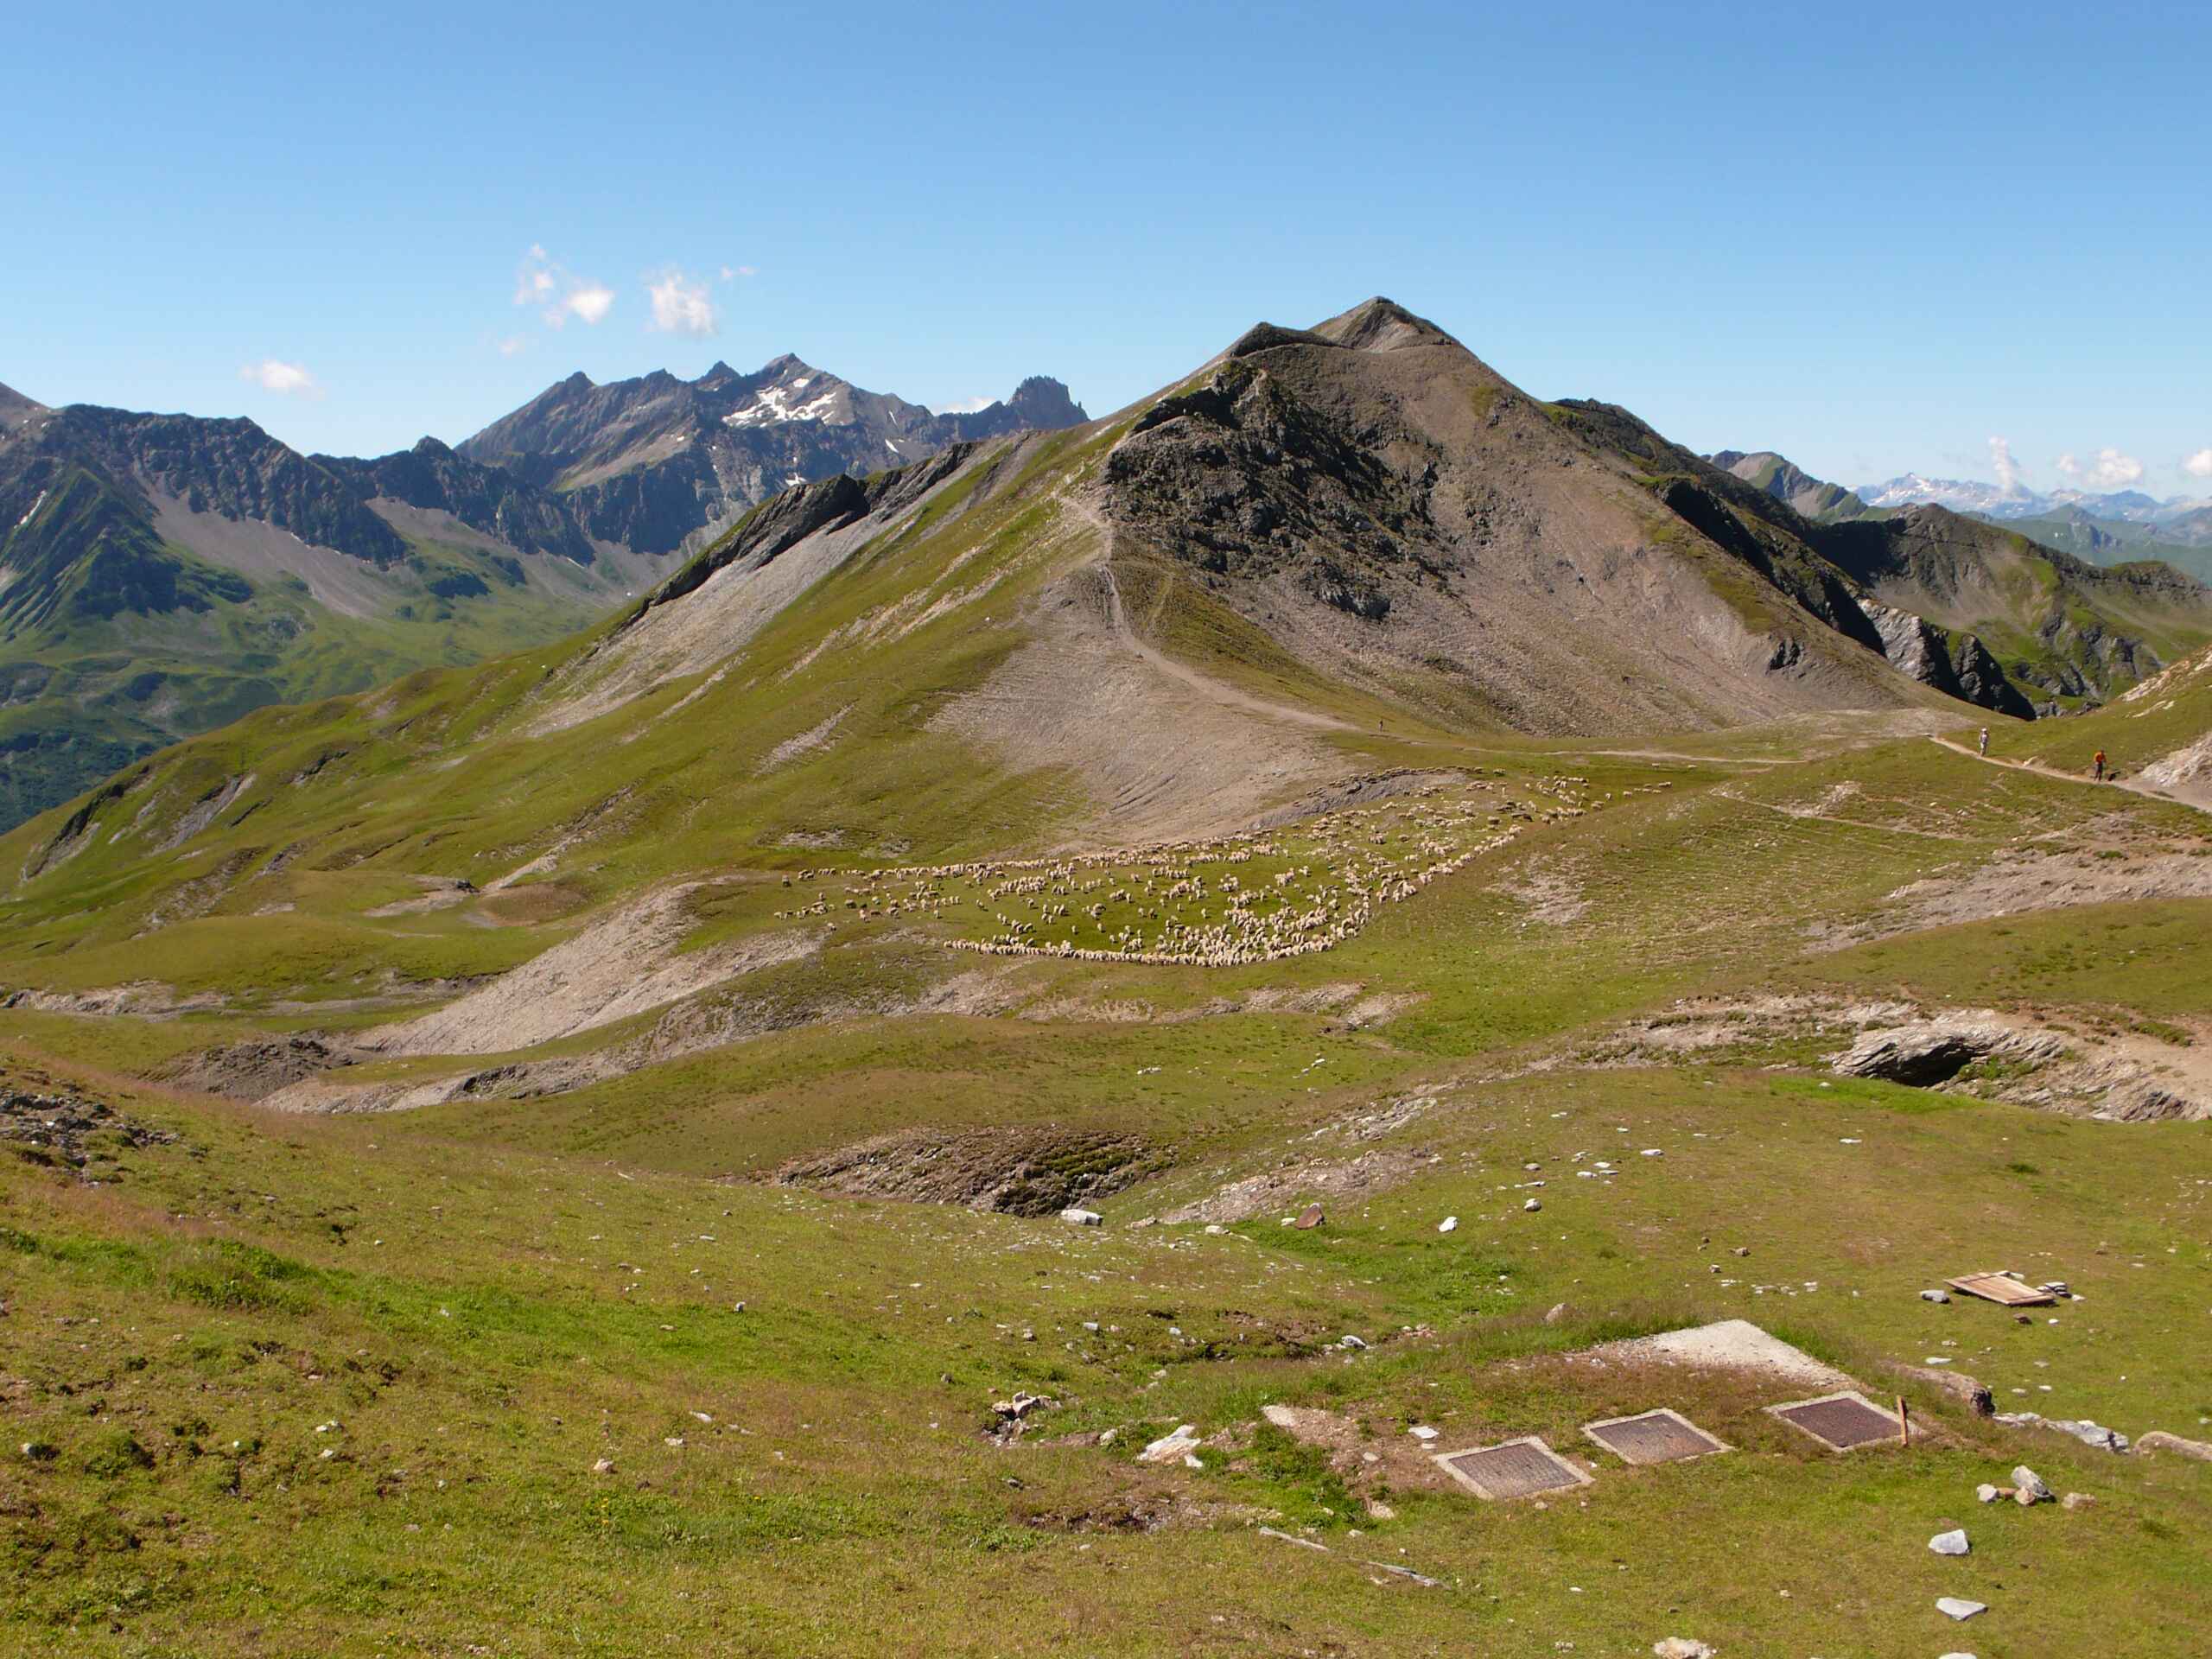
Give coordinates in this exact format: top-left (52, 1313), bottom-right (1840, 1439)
top-left (3, 729), bottom-right (2209, 1656)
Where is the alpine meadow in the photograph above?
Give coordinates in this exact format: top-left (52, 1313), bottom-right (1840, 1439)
top-left (5, 7), bottom-right (2211, 1657)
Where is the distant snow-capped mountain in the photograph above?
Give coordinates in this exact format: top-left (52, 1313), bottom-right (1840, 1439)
top-left (1859, 474), bottom-right (2208, 524)
top-left (1857, 473), bottom-right (2044, 517)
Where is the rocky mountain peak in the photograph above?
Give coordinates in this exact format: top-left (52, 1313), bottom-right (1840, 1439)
top-left (0, 381), bottom-right (46, 431)
top-left (1003, 376), bottom-right (1085, 428)
top-left (1310, 296), bottom-right (1463, 353)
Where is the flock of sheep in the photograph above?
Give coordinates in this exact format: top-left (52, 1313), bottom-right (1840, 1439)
top-left (770, 772), bottom-right (1606, 967)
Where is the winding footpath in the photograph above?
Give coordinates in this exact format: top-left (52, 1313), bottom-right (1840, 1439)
top-left (1928, 734), bottom-right (2204, 816)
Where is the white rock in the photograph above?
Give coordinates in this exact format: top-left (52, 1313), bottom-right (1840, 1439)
top-left (1138, 1424), bottom-right (1202, 1464)
top-left (1651, 1640), bottom-right (1715, 1659)
top-left (1408, 1426), bottom-right (1439, 1442)
top-left (591, 1458), bottom-right (615, 1476)
top-left (1929, 1528), bottom-right (1970, 1555)
top-left (1523, 1198), bottom-right (1542, 1212)
top-left (1340, 1333), bottom-right (1369, 1350)
top-left (1936, 1597), bottom-right (1987, 1620)
top-left (1060, 1207), bottom-right (1103, 1226)
top-left (1922, 1289), bottom-right (1951, 1303)
top-left (1975, 1483), bottom-right (1999, 1503)
top-left (1438, 1216), bottom-right (1459, 1233)
top-left (2012, 1465), bottom-right (2051, 1503)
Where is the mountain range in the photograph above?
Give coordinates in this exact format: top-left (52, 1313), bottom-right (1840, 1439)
top-left (10, 297), bottom-right (2210, 951)
top-left (1855, 469), bottom-right (2212, 531)
top-left (1713, 448), bottom-right (2212, 588)
top-left (0, 362), bottom-right (1086, 828)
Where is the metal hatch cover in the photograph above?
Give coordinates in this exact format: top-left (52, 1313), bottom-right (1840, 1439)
top-left (1583, 1408), bottom-right (1730, 1465)
top-left (1769, 1390), bottom-right (1908, 1451)
top-left (1432, 1436), bottom-right (1594, 1499)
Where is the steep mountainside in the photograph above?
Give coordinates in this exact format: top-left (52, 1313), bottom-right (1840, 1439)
top-left (1710, 448), bottom-right (1877, 521)
top-left (0, 401), bottom-right (684, 829)
top-left (1580, 425), bottom-right (2211, 716)
top-left (458, 358), bottom-right (1088, 556)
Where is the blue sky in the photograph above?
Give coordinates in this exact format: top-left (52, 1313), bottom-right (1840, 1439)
top-left (11, 1), bottom-right (2211, 496)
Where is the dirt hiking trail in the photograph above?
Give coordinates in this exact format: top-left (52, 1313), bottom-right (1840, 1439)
top-left (1929, 734), bottom-right (2205, 816)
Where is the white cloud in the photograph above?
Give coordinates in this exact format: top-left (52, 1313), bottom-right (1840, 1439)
top-left (238, 359), bottom-right (319, 396)
top-left (516, 246), bottom-right (613, 327)
top-left (646, 270), bottom-right (719, 336)
top-left (719, 264), bottom-right (757, 281)
top-left (563, 284), bottom-right (615, 326)
top-left (2053, 447), bottom-right (2146, 489)
top-left (1987, 435), bottom-right (2020, 493)
top-left (2184, 448), bottom-right (2212, 480)
top-left (2084, 448), bottom-right (2144, 489)
top-left (496, 335), bottom-right (528, 358)
top-left (934, 396), bottom-right (996, 414)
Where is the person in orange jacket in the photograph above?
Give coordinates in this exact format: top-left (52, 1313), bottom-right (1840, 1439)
top-left (2093, 749), bottom-right (2107, 782)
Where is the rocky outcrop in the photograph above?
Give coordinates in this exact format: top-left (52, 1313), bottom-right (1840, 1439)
top-left (1831, 1018), bottom-right (2065, 1085)
top-left (1865, 604), bottom-right (2037, 717)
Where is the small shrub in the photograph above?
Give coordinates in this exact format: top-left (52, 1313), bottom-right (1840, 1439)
top-left (81, 1428), bottom-right (155, 1478)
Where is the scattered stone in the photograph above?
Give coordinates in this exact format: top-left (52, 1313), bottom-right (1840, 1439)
top-left (1936, 1597), bottom-right (1987, 1621)
top-left (1921, 1289), bottom-right (1951, 1304)
top-left (1060, 1207), bottom-right (1103, 1227)
top-left (2134, 1429), bottom-right (2212, 1462)
top-left (1363, 1560), bottom-right (1440, 1587)
top-left (2011, 1466), bottom-right (2051, 1504)
top-left (1523, 1198), bottom-right (1542, 1212)
top-left (1438, 1216), bottom-right (1458, 1233)
top-left (1364, 1499), bottom-right (1395, 1521)
top-left (1976, 1484), bottom-right (2001, 1503)
top-left (1651, 1640), bottom-right (1716, 1659)
top-left (1293, 1203), bottom-right (1325, 1230)
top-left (2060, 1491), bottom-right (2095, 1512)
top-left (1138, 1425), bottom-right (1202, 1464)
top-left (1408, 1426), bottom-right (1439, 1442)
top-left (1339, 1333), bottom-right (1368, 1350)
top-left (1887, 1360), bottom-right (1994, 1416)
top-left (1258, 1525), bottom-right (1328, 1552)
top-left (1929, 1529), bottom-right (1970, 1556)
top-left (993, 1392), bottom-right (1051, 1421)
top-left (1998, 1413), bottom-right (2128, 1452)
top-left (590, 1458), bottom-right (615, 1476)
top-left (1544, 1302), bottom-right (1567, 1325)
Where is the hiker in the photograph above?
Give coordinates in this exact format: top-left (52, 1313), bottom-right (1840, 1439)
top-left (2094, 748), bottom-right (2107, 783)
top-left (1978, 728), bottom-right (1989, 757)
